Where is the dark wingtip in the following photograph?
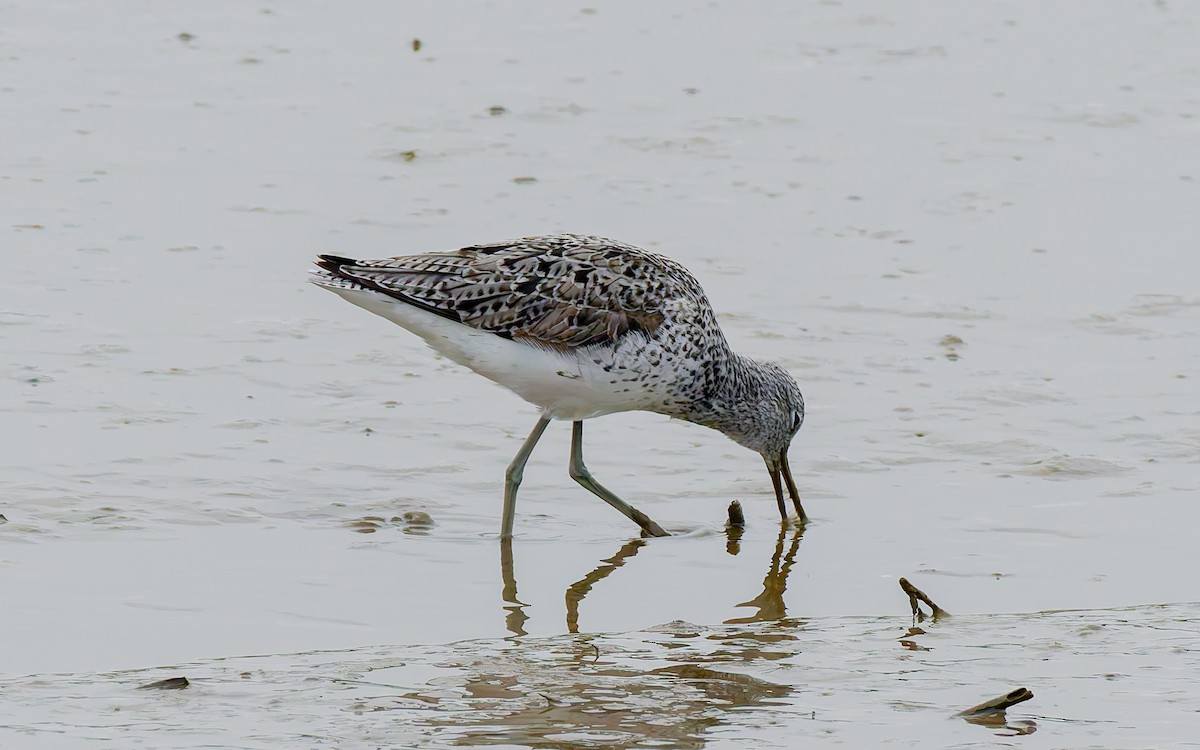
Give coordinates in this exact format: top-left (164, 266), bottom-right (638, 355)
top-left (315, 254), bottom-right (358, 273)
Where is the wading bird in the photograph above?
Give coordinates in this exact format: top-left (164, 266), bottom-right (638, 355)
top-left (310, 234), bottom-right (805, 538)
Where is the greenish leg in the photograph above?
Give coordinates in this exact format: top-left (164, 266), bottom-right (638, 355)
top-left (501, 415), bottom-right (552, 539)
top-left (569, 421), bottom-right (670, 538)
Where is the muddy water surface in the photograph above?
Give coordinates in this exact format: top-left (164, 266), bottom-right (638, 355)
top-left (3, 0), bottom-right (1199, 746)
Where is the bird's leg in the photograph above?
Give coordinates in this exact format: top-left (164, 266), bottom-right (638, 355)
top-left (569, 421), bottom-right (670, 537)
top-left (501, 414), bottom-right (552, 539)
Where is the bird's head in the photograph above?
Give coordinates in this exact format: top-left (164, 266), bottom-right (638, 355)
top-left (720, 360), bottom-right (807, 524)
top-left (679, 357), bottom-right (808, 523)
top-left (757, 364), bottom-right (806, 523)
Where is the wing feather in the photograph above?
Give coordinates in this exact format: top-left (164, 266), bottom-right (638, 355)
top-left (319, 235), bottom-right (697, 348)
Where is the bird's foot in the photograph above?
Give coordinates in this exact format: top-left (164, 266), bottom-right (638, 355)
top-left (631, 508), bottom-right (670, 537)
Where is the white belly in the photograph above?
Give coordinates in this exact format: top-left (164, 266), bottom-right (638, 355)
top-left (322, 286), bottom-right (653, 421)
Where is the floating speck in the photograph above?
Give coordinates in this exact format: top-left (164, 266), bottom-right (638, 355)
top-left (412, 38), bottom-right (422, 52)
top-left (940, 334), bottom-right (963, 360)
top-left (386, 150), bottom-right (417, 162)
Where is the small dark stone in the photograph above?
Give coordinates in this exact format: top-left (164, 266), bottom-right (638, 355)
top-left (401, 510), bottom-right (434, 527)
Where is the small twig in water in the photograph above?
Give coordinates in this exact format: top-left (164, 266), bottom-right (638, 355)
top-left (137, 676), bottom-right (189, 690)
top-left (899, 577), bottom-right (949, 622)
top-left (956, 687), bottom-right (1034, 725)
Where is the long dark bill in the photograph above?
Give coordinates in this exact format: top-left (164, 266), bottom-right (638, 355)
top-left (764, 457), bottom-right (788, 522)
top-left (779, 450), bottom-right (808, 525)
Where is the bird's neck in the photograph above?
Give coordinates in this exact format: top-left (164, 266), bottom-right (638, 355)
top-left (673, 351), bottom-right (772, 449)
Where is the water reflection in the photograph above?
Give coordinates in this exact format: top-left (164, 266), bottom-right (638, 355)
top-left (499, 536), bottom-right (651, 637)
top-left (725, 523), bottom-right (745, 555)
top-left (499, 538), bottom-right (528, 637)
top-left (455, 534), bottom-right (809, 747)
top-left (500, 525), bottom-right (807, 637)
top-left (725, 527), bottom-right (805, 624)
top-left (426, 636), bottom-right (792, 749)
top-left (565, 539), bottom-right (646, 634)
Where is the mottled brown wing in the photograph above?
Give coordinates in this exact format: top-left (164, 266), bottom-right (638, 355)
top-left (319, 235), bottom-right (699, 348)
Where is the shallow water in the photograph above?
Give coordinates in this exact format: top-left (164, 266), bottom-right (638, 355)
top-left (5, 600), bottom-right (1200, 747)
top-left (3, 0), bottom-right (1200, 746)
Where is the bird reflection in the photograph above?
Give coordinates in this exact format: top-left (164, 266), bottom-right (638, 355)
top-left (499, 523), bottom-right (805, 636)
top-left (499, 537), bottom-right (529, 637)
top-left (499, 536), bottom-right (647, 637)
top-left (725, 526), bottom-right (805, 624)
top-left (564, 539), bottom-right (646, 634)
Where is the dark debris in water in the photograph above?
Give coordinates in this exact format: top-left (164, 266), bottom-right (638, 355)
top-left (726, 499), bottom-right (745, 528)
top-left (957, 687), bottom-right (1033, 718)
top-left (138, 676), bottom-right (189, 690)
top-left (899, 577), bottom-right (949, 622)
top-left (957, 688), bottom-right (1037, 735)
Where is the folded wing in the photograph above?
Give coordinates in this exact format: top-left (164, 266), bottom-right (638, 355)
top-left (316, 235), bottom-right (698, 349)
